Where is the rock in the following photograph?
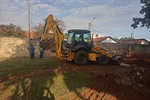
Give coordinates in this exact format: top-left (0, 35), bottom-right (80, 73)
top-left (114, 77), bottom-right (122, 84)
top-left (139, 75), bottom-right (143, 79)
top-left (115, 69), bottom-right (125, 78)
top-left (131, 75), bottom-right (141, 84)
top-left (131, 76), bottom-right (136, 84)
top-left (138, 83), bottom-right (144, 87)
top-left (136, 72), bottom-right (141, 76)
top-left (132, 84), bottom-right (150, 94)
top-left (133, 66), bottom-right (145, 73)
top-left (140, 68), bottom-right (145, 73)
top-left (136, 72), bottom-right (143, 79)
top-left (120, 63), bottom-right (131, 67)
top-left (122, 75), bottom-right (133, 86)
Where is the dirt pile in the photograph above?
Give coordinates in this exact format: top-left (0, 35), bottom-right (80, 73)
top-left (114, 64), bottom-right (150, 93)
top-left (70, 56), bottom-right (150, 100)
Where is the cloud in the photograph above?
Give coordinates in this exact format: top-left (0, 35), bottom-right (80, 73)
top-left (13, 0), bottom-right (27, 6)
top-left (0, 0), bottom-right (28, 29)
top-left (31, 4), bottom-right (51, 11)
top-left (65, 4), bottom-right (135, 30)
top-left (63, 16), bottom-right (89, 30)
top-left (60, 0), bottom-right (83, 3)
top-left (69, 3), bottom-right (140, 19)
top-left (0, 0), bottom-right (55, 28)
top-left (62, 1), bottom-right (142, 36)
top-left (30, 0), bottom-right (41, 3)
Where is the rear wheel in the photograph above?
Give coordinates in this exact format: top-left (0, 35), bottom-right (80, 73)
top-left (97, 54), bottom-right (109, 65)
top-left (74, 50), bottom-right (88, 66)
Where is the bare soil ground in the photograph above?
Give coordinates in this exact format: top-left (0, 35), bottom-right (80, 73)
top-left (61, 55), bottom-right (150, 100)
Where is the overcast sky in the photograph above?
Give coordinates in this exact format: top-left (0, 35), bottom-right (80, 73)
top-left (0, 0), bottom-right (150, 40)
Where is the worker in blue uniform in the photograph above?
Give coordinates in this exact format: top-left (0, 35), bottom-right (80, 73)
top-left (29, 44), bottom-right (35, 59)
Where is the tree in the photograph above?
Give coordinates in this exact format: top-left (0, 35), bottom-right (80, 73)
top-left (131, 0), bottom-right (150, 28)
top-left (120, 37), bottom-right (134, 40)
top-left (32, 17), bottom-right (66, 39)
top-left (32, 23), bottom-right (44, 39)
top-left (0, 24), bottom-right (25, 37)
top-left (55, 17), bottom-right (66, 32)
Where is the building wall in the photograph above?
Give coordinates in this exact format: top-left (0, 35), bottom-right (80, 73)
top-left (93, 34), bottom-right (103, 38)
top-left (0, 37), bottom-right (55, 58)
top-left (141, 40), bottom-right (149, 44)
top-left (102, 38), bottom-right (117, 43)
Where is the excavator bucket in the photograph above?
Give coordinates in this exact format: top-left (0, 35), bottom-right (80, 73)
top-left (110, 55), bottom-right (122, 64)
top-left (40, 38), bottom-right (55, 50)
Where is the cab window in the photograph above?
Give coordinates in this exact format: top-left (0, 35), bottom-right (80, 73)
top-left (83, 33), bottom-right (91, 42)
top-left (75, 34), bottom-right (82, 42)
top-left (67, 32), bottom-right (73, 44)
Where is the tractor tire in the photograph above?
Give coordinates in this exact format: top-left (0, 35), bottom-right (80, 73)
top-left (74, 50), bottom-right (88, 66)
top-left (97, 54), bottom-right (109, 65)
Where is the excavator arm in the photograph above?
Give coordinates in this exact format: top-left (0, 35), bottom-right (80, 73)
top-left (40, 14), bottom-right (64, 59)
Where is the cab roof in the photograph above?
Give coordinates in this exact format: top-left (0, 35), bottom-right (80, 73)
top-left (68, 29), bottom-right (90, 34)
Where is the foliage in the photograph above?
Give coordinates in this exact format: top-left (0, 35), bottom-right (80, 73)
top-left (120, 37), bottom-right (134, 40)
top-left (0, 23), bottom-right (25, 37)
top-left (55, 17), bottom-right (66, 32)
top-left (32, 23), bottom-right (44, 39)
top-left (131, 0), bottom-right (150, 28)
top-left (32, 17), bottom-right (66, 39)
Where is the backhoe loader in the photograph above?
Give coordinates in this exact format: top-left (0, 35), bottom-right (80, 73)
top-left (40, 14), bottom-right (121, 65)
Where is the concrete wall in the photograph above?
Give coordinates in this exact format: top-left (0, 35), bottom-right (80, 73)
top-left (97, 43), bottom-right (150, 55)
top-left (0, 37), bottom-right (55, 58)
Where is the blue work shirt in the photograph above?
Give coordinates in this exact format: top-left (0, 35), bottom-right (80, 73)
top-left (29, 45), bottom-right (35, 54)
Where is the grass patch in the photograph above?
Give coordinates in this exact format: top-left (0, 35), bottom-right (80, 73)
top-left (0, 57), bottom-right (91, 99)
top-left (0, 57), bottom-right (60, 81)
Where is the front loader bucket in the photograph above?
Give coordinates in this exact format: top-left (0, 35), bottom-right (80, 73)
top-left (110, 55), bottom-right (122, 64)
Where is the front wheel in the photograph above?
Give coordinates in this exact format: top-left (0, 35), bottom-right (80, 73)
top-left (97, 54), bottom-right (109, 65)
top-left (74, 50), bottom-right (88, 66)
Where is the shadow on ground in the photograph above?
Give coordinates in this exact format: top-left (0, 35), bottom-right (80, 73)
top-left (0, 58), bottom-right (56, 100)
top-left (0, 55), bottom-right (150, 100)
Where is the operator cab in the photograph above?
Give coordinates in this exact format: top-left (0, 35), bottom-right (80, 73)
top-left (67, 29), bottom-right (92, 52)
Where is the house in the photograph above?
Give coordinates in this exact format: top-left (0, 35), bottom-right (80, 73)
top-left (93, 34), bottom-right (103, 38)
top-left (121, 39), bottom-right (150, 45)
top-left (24, 31), bottom-right (35, 39)
top-left (93, 36), bottom-right (119, 43)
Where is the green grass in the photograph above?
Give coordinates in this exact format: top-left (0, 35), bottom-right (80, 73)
top-left (0, 57), bottom-right (60, 81)
top-left (0, 57), bottom-right (91, 100)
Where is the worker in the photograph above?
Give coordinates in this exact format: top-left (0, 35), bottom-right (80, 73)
top-left (29, 43), bottom-right (35, 59)
top-left (39, 46), bottom-right (44, 58)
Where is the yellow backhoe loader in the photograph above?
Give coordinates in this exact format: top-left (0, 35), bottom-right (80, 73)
top-left (40, 14), bottom-right (121, 65)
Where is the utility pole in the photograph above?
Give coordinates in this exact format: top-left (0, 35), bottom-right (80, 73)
top-left (28, 0), bottom-right (30, 41)
top-left (28, 0), bottom-right (31, 58)
top-left (131, 29), bottom-right (134, 39)
top-left (88, 17), bottom-right (96, 30)
top-left (149, 28), bottom-right (150, 41)
top-left (130, 29), bottom-right (134, 44)
top-left (131, 32), bottom-right (133, 39)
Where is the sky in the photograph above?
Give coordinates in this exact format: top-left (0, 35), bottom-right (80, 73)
top-left (0, 0), bottom-right (150, 41)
